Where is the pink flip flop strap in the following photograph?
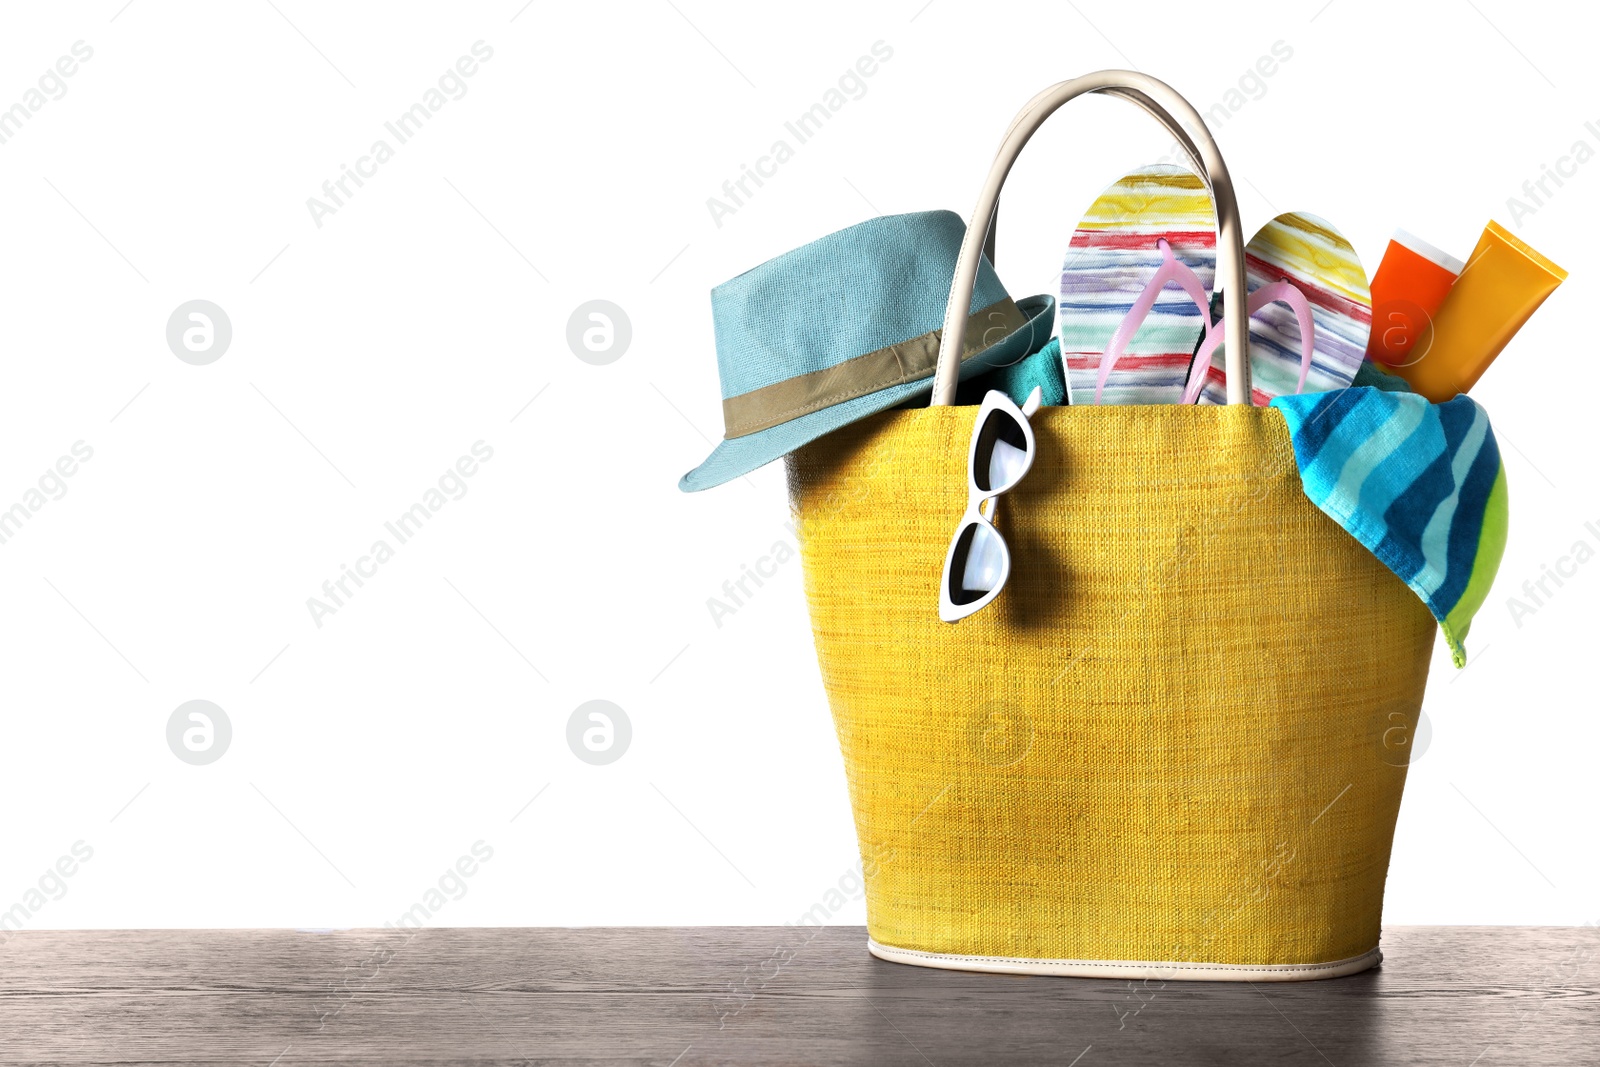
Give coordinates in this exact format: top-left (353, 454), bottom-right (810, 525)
top-left (1094, 238), bottom-right (1215, 405)
top-left (1181, 280), bottom-right (1316, 404)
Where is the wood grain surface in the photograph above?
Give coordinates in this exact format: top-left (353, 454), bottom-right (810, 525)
top-left (1, 926), bottom-right (1595, 1065)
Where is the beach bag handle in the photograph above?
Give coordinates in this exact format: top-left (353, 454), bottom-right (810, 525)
top-left (931, 70), bottom-right (1253, 406)
top-left (981, 84), bottom-right (1212, 261)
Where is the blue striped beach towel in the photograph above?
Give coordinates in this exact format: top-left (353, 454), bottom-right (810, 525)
top-left (1271, 388), bottom-right (1509, 667)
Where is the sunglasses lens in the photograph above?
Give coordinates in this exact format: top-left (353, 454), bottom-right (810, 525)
top-left (947, 520), bottom-right (1007, 606)
top-left (973, 408), bottom-right (1030, 493)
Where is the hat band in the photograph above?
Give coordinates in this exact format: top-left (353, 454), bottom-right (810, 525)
top-left (721, 298), bottom-right (1026, 439)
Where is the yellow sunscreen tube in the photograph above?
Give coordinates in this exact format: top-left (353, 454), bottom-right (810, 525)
top-left (1393, 221), bottom-right (1566, 402)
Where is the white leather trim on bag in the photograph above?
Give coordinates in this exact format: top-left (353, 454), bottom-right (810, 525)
top-left (866, 938), bottom-right (1382, 982)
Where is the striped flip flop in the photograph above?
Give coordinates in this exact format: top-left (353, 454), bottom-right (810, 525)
top-left (1192, 213), bottom-right (1372, 406)
top-left (1058, 165), bottom-right (1216, 405)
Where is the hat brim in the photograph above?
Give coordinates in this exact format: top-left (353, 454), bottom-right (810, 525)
top-left (679, 294), bottom-right (1056, 492)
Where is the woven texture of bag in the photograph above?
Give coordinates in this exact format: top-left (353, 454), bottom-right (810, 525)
top-left (787, 403), bottom-right (1435, 977)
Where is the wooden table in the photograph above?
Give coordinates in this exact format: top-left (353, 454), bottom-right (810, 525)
top-left (2, 926), bottom-right (1594, 1065)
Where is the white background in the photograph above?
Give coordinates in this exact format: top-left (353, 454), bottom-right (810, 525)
top-left (0, 0), bottom-right (1594, 933)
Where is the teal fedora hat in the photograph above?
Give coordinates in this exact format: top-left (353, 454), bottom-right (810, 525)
top-left (679, 210), bottom-right (1055, 491)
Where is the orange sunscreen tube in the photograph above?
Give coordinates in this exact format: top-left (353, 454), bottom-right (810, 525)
top-left (1391, 221), bottom-right (1566, 402)
top-left (1366, 229), bottom-right (1463, 368)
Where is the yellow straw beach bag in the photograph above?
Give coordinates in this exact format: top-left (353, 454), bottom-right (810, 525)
top-left (787, 73), bottom-right (1436, 981)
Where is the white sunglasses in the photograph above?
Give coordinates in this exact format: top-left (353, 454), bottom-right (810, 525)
top-left (938, 386), bottom-right (1042, 623)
